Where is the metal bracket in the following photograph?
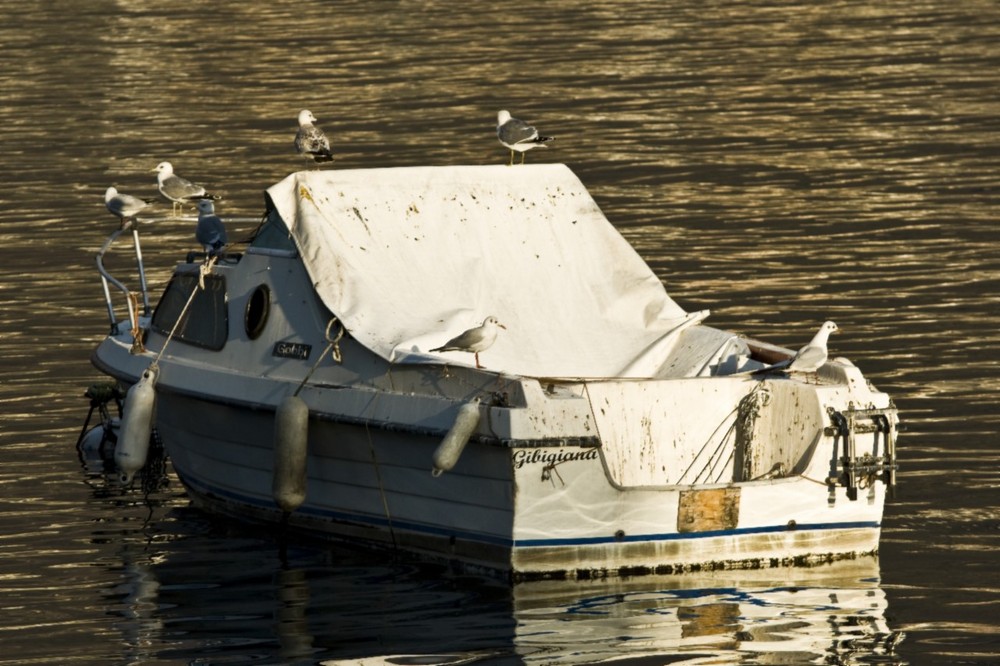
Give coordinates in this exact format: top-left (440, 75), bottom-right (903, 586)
top-left (827, 403), bottom-right (899, 501)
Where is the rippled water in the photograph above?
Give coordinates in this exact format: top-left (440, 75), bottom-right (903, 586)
top-left (0, 0), bottom-right (997, 663)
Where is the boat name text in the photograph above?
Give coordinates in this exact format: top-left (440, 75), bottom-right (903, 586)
top-left (273, 342), bottom-right (312, 360)
top-left (513, 448), bottom-right (599, 469)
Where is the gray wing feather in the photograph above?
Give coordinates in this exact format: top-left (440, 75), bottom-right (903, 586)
top-left (296, 126), bottom-right (331, 153)
top-left (108, 193), bottom-right (149, 218)
top-left (498, 118), bottom-right (539, 146)
top-left (161, 174), bottom-right (206, 202)
top-left (787, 344), bottom-right (826, 372)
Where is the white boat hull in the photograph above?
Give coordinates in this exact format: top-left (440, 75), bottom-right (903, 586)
top-left (88, 164), bottom-right (898, 580)
top-left (147, 380), bottom-right (885, 579)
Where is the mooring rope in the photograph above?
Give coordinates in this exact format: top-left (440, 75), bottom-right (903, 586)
top-left (151, 256), bottom-right (218, 371)
top-left (678, 381), bottom-right (767, 485)
top-left (292, 317), bottom-right (345, 397)
top-left (362, 391), bottom-right (397, 548)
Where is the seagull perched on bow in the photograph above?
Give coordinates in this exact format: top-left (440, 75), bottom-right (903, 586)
top-left (153, 162), bottom-right (218, 214)
top-left (196, 199), bottom-right (228, 256)
top-left (430, 316), bottom-right (506, 369)
top-left (105, 186), bottom-right (155, 227)
top-left (752, 321), bottom-right (839, 377)
top-left (787, 321), bottom-right (839, 372)
top-left (294, 109), bottom-right (334, 163)
top-left (496, 110), bottom-right (553, 166)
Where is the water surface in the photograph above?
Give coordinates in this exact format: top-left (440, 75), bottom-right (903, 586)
top-left (0, 0), bottom-right (997, 663)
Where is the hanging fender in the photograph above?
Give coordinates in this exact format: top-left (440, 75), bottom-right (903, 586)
top-left (115, 366), bottom-right (158, 485)
top-left (432, 401), bottom-right (481, 477)
top-left (273, 395), bottom-right (309, 513)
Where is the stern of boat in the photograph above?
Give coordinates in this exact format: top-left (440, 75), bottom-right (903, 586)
top-left (507, 360), bottom-right (898, 579)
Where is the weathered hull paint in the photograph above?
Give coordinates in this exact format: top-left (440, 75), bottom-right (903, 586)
top-left (154, 386), bottom-right (885, 579)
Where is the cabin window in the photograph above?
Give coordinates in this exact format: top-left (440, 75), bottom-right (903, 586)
top-left (151, 273), bottom-right (228, 350)
top-left (244, 284), bottom-right (270, 340)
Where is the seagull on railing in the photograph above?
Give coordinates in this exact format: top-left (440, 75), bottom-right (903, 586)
top-left (196, 199), bottom-right (228, 256)
top-left (430, 316), bottom-right (506, 369)
top-left (294, 109), bottom-right (334, 164)
top-left (154, 162), bottom-right (218, 214)
top-left (497, 110), bottom-right (553, 166)
top-left (105, 187), bottom-right (155, 227)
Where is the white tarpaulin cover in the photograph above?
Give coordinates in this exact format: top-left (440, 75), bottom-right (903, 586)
top-left (266, 164), bottom-right (708, 378)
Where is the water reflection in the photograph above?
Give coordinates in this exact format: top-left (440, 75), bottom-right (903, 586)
top-left (126, 550), bottom-right (904, 665)
top-left (93, 464), bottom-right (903, 666)
top-left (510, 564), bottom-right (903, 665)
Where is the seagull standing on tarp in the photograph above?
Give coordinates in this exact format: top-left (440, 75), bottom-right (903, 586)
top-left (294, 109), bottom-right (334, 164)
top-left (430, 316), bottom-right (506, 369)
top-left (496, 110), bottom-right (553, 166)
top-left (196, 199), bottom-right (228, 256)
top-left (105, 187), bottom-right (155, 227)
top-left (154, 162), bottom-right (217, 214)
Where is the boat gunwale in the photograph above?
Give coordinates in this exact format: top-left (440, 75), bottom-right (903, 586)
top-left (91, 346), bottom-right (603, 450)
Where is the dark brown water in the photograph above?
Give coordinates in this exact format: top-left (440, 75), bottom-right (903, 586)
top-left (0, 0), bottom-right (997, 663)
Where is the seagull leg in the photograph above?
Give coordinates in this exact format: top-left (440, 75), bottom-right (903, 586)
top-left (508, 150), bottom-right (514, 167)
top-left (475, 352), bottom-right (483, 369)
top-left (521, 152), bottom-right (526, 165)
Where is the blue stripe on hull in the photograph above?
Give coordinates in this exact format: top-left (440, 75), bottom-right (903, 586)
top-left (514, 522), bottom-right (881, 548)
top-left (179, 471), bottom-right (880, 550)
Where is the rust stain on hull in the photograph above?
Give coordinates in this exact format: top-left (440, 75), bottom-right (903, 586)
top-left (678, 487), bottom-right (741, 532)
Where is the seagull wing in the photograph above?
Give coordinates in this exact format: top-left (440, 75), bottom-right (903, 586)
top-left (787, 343), bottom-right (827, 372)
top-left (431, 324), bottom-right (495, 353)
top-left (161, 174), bottom-right (207, 203)
top-left (498, 118), bottom-right (539, 147)
top-left (108, 192), bottom-right (149, 218)
top-left (296, 125), bottom-right (333, 161)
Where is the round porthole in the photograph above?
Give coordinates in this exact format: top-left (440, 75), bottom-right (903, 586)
top-left (244, 284), bottom-right (271, 340)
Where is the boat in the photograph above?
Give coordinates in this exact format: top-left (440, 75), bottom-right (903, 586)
top-left (86, 163), bottom-right (899, 581)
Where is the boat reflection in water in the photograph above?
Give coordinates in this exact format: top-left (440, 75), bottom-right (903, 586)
top-left (105, 518), bottom-right (903, 665)
top-left (506, 563), bottom-right (904, 665)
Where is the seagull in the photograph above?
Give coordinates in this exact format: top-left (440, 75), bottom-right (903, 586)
top-left (294, 109), bottom-right (334, 163)
top-left (787, 320), bottom-right (839, 372)
top-left (105, 187), bottom-right (155, 227)
top-left (153, 162), bottom-right (217, 214)
top-left (751, 320), bottom-right (839, 377)
top-left (196, 199), bottom-right (228, 256)
top-left (496, 110), bottom-right (553, 166)
top-left (430, 316), bottom-right (506, 369)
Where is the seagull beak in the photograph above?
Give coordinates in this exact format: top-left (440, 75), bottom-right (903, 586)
top-left (498, 323), bottom-right (507, 329)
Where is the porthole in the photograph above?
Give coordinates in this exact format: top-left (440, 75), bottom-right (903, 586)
top-left (244, 284), bottom-right (271, 340)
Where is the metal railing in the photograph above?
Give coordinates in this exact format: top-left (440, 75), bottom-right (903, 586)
top-left (96, 220), bottom-right (150, 334)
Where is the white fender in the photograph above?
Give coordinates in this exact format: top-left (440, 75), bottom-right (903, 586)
top-left (115, 367), bottom-right (158, 484)
top-left (432, 402), bottom-right (481, 477)
top-left (273, 395), bottom-right (309, 513)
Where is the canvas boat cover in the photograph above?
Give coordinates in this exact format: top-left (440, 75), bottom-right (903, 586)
top-left (266, 164), bottom-right (710, 379)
